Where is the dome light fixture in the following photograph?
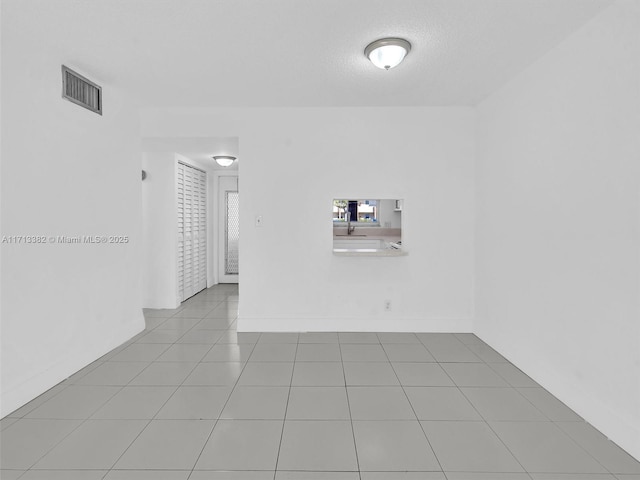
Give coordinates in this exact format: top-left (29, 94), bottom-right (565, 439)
top-left (213, 155), bottom-right (236, 167)
top-left (364, 37), bottom-right (411, 70)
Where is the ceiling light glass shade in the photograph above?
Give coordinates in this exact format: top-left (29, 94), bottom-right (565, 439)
top-left (365, 38), bottom-right (411, 70)
top-left (213, 155), bottom-right (236, 167)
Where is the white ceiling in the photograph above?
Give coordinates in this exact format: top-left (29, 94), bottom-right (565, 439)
top-left (4, 0), bottom-right (612, 107)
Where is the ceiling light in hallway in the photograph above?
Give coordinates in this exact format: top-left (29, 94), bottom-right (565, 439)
top-left (365, 38), bottom-right (411, 70)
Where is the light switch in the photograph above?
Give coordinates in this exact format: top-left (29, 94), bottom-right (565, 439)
top-left (255, 215), bottom-right (263, 227)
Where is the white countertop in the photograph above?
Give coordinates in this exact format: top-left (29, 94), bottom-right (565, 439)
top-left (333, 247), bottom-right (407, 257)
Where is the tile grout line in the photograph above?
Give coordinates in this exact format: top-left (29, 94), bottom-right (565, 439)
top-left (381, 333), bottom-right (446, 476)
top-left (341, 335), bottom-right (363, 480)
top-left (272, 333), bottom-right (299, 479)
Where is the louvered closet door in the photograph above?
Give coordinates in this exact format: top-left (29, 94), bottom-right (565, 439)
top-left (177, 162), bottom-right (207, 302)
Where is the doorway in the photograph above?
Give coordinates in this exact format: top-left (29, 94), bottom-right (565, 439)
top-left (218, 175), bottom-right (239, 283)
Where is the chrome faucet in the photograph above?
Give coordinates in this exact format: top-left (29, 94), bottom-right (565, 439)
top-left (346, 211), bottom-right (355, 235)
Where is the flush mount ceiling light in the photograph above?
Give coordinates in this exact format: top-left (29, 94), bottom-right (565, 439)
top-left (213, 155), bottom-right (236, 167)
top-left (364, 37), bottom-right (411, 70)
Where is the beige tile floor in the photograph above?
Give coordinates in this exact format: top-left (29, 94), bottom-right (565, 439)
top-left (2, 284), bottom-right (639, 479)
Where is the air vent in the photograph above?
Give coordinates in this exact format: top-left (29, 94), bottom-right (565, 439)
top-left (61, 65), bottom-right (102, 115)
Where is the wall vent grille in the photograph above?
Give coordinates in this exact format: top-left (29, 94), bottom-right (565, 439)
top-left (61, 65), bottom-right (102, 115)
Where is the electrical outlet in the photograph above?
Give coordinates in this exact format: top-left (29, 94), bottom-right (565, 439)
top-left (384, 300), bottom-right (391, 311)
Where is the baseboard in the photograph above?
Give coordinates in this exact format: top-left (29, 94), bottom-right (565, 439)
top-left (237, 315), bottom-right (473, 333)
top-left (1, 318), bottom-right (144, 418)
top-left (475, 329), bottom-right (640, 462)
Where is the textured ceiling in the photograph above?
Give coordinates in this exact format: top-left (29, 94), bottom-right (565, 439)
top-left (3, 0), bottom-right (613, 107)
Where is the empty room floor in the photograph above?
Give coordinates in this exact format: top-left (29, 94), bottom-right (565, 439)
top-left (1, 285), bottom-right (639, 480)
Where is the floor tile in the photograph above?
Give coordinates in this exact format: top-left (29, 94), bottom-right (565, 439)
top-left (392, 363), bottom-right (455, 386)
top-left (196, 317), bottom-right (236, 330)
top-left (446, 474), bottom-right (531, 480)
top-left (105, 471), bottom-right (191, 479)
top-left (257, 333), bottom-right (299, 344)
top-left (490, 421), bottom-right (607, 473)
top-left (25, 385), bottom-right (119, 419)
top-left (183, 362), bottom-right (243, 385)
top-left (405, 387), bottom-right (482, 420)
top-left (422, 420), bottom-right (524, 472)
top-left (286, 387), bottom-right (350, 420)
top-left (91, 386), bottom-right (176, 419)
top-left (453, 333), bottom-right (485, 345)
top-left (490, 363), bottom-right (540, 387)
top-left (192, 472), bottom-right (274, 480)
top-left (416, 333), bottom-right (462, 345)
top-left (292, 362), bottom-right (345, 386)
top-left (516, 388), bottom-right (582, 421)
top-left (277, 473), bottom-right (360, 480)
top-left (423, 343), bottom-right (482, 362)
top-left (195, 420), bottom-right (282, 470)
top-left (298, 332), bottom-right (339, 343)
top-left (343, 362), bottom-right (399, 386)
top-left (530, 474), bottom-right (617, 480)
top-left (295, 343), bottom-right (342, 362)
top-left (440, 363), bottom-right (509, 387)
top-left (0, 419), bottom-right (82, 469)
top-left (137, 330), bottom-right (186, 344)
top-left (465, 343), bottom-right (509, 362)
top-left (8, 383), bottom-right (70, 417)
top-left (341, 344), bottom-right (388, 361)
top-left (361, 474), bottom-right (446, 480)
top-left (74, 362), bottom-right (149, 385)
top-left (383, 343), bottom-right (435, 362)
top-left (155, 344), bottom-right (212, 362)
top-left (461, 387), bottom-right (548, 421)
top-left (109, 343), bottom-right (171, 362)
top-left (278, 420), bottom-right (358, 471)
top-left (177, 329), bottom-right (225, 344)
top-left (237, 362), bottom-right (293, 386)
top-left (616, 475), bottom-right (640, 480)
top-left (353, 420), bottom-right (440, 471)
top-left (0, 471), bottom-right (24, 480)
top-left (34, 419), bottom-right (147, 469)
top-left (217, 331), bottom-right (260, 344)
top-left (145, 317), bottom-right (169, 329)
top-left (348, 386), bottom-right (416, 420)
top-left (377, 332), bottom-right (421, 344)
top-left (19, 471), bottom-right (107, 479)
top-left (159, 317), bottom-right (202, 330)
top-left (129, 362), bottom-right (197, 386)
top-left (221, 386), bottom-right (289, 419)
top-left (556, 422), bottom-right (640, 474)
top-left (0, 417), bottom-right (19, 431)
top-left (115, 420), bottom-right (214, 469)
top-left (202, 344), bottom-right (254, 362)
top-left (155, 386), bottom-right (232, 419)
top-left (65, 360), bottom-right (105, 381)
top-left (339, 332), bottom-right (380, 344)
top-left (249, 343), bottom-right (298, 362)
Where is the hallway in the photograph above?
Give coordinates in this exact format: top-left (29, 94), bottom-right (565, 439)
top-left (1, 286), bottom-right (639, 479)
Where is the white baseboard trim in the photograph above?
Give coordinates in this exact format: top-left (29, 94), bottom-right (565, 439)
top-left (475, 328), bottom-right (640, 462)
top-left (237, 315), bottom-right (473, 333)
top-left (1, 318), bottom-right (144, 418)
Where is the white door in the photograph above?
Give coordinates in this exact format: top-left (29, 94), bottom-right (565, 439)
top-left (178, 161), bottom-right (207, 302)
top-left (218, 175), bottom-right (239, 283)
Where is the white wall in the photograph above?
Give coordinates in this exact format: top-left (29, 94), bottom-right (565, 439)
top-left (1, 24), bottom-right (144, 414)
top-left (141, 107), bottom-right (475, 332)
top-left (475, 0), bottom-right (640, 460)
top-left (141, 152), bottom-right (179, 309)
